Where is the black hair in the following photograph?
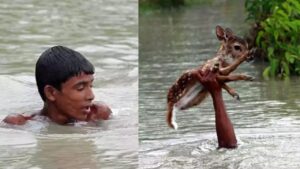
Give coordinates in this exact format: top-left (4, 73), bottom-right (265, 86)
top-left (35, 45), bottom-right (95, 101)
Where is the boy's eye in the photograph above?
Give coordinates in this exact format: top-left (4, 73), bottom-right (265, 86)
top-left (76, 84), bottom-right (85, 91)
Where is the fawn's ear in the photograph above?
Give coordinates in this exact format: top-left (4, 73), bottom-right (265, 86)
top-left (216, 25), bottom-right (225, 41)
top-left (224, 28), bottom-right (234, 40)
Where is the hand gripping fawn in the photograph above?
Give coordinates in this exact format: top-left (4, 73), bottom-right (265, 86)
top-left (166, 25), bottom-right (255, 148)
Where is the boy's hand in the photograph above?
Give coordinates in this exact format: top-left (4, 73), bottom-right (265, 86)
top-left (3, 114), bottom-right (31, 125)
top-left (87, 102), bottom-right (112, 121)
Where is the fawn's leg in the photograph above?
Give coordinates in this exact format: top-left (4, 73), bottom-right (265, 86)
top-left (219, 53), bottom-right (248, 75)
top-left (221, 83), bottom-right (240, 101)
top-left (217, 74), bottom-right (254, 83)
top-left (179, 90), bottom-right (209, 110)
top-left (173, 70), bottom-right (210, 110)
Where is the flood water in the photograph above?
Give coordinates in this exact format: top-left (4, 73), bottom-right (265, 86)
top-left (0, 0), bottom-right (138, 169)
top-left (139, 1), bottom-right (300, 169)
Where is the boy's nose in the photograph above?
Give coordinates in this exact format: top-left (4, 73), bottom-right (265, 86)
top-left (86, 88), bottom-right (95, 101)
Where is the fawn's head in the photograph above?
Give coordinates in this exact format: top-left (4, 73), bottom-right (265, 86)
top-left (215, 25), bottom-right (253, 63)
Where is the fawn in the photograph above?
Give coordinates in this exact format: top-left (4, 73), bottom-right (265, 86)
top-left (167, 25), bottom-right (255, 130)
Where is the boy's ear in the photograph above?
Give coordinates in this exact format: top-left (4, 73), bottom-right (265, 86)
top-left (44, 85), bottom-right (58, 101)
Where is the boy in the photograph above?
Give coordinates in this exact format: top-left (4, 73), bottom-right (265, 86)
top-left (3, 46), bottom-right (111, 125)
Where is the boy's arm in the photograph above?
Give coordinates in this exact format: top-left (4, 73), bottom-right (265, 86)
top-left (3, 114), bottom-right (33, 125)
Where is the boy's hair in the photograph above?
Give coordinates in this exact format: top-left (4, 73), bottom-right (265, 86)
top-left (35, 46), bottom-right (95, 101)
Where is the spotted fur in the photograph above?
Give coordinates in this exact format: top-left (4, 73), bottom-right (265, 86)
top-left (166, 25), bottom-right (253, 129)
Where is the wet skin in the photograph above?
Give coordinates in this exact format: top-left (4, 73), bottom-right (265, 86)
top-left (197, 69), bottom-right (237, 148)
top-left (3, 114), bottom-right (33, 125)
top-left (3, 73), bottom-right (111, 125)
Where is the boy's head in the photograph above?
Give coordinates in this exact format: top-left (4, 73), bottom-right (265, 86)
top-left (35, 46), bottom-right (95, 101)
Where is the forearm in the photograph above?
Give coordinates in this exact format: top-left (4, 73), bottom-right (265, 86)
top-left (210, 89), bottom-right (237, 148)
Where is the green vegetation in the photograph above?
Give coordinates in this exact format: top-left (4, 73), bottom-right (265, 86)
top-left (246, 0), bottom-right (300, 78)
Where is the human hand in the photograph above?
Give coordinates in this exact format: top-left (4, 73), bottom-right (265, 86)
top-left (3, 114), bottom-right (31, 125)
top-left (196, 69), bottom-right (222, 93)
top-left (87, 102), bottom-right (112, 122)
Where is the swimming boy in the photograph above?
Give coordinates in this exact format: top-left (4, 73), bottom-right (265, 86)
top-left (3, 46), bottom-right (112, 125)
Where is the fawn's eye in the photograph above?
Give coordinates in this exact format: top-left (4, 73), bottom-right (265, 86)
top-left (234, 45), bottom-right (241, 51)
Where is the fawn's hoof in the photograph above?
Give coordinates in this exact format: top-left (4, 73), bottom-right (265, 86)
top-left (246, 76), bottom-right (255, 81)
top-left (243, 74), bottom-right (255, 81)
top-left (233, 93), bottom-right (241, 101)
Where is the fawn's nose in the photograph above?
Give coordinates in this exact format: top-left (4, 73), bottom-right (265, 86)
top-left (246, 48), bottom-right (257, 62)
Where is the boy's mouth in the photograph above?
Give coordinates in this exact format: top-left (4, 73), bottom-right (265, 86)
top-left (82, 106), bottom-right (92, 114)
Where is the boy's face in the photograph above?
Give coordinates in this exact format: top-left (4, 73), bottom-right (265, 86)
top-left (54, 72), bottom-right (95, 121)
